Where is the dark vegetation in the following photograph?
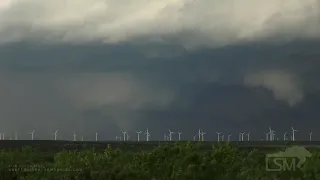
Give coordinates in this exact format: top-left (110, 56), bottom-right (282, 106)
top-left (0, 141), bottom-right (320, 179)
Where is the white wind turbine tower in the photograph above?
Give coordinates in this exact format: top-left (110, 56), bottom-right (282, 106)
top-left (95, 132), bottom-right (99, 141)
top-left (241, 132), bottom-right (245, 141)
top-left (283, 132), bottom-right (288, 141)
top-left (121, 130), bottom-right (127, 141)
top-left (201, 131), bottom-right (206, 141)
top-left (81, 137), bottom-right (84, 141)
top-left (265, 132), bottom-right (268, 141)
top-left (136, 131), bottom-right (142, 141)
top-left (72, 132), bottom-right (76, 141)
top-left (291, 127), bottom-right (297, 141)
top-left (221, 135), bottom-right (224, 141)
top-left (309, 132), bottom-right (312, 141)
top-left (116, 136), bottom-right (120, 140)
top-left (193, 134), bottom-right (197, 141)
top-left (198, 129), bottom-right (202, 141)
top-left (272, 130), bottom-right (276, 141)
top-left (126, 133), bottom-right (131, 141)
top-left (216, 132), bottom-right (221, 142)
top-left (0, 133), bottom-right (2, 140)
top-left (238, 133), bottom-right (242, 141)
top-left (227, 134), bottom-right (232, 141)
top-left (53, 129), bottom-right (59, 140)
top-left (246, 132), bottom-right (250, 141)
top-left (268, 127), bottom-right (273, 141)
top-left (30, 130), bottom-right (35, 140)
top-left (178, 132), bottom-right (182, 141)
top-left (145, 129), bottom-right (151, 141)
top-left (168, 129), bottom-right (174, 141)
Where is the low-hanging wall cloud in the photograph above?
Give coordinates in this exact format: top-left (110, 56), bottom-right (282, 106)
top-left (0, 0), bottom-right (319, 140)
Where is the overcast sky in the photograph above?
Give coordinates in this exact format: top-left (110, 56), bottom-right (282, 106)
top-left (0, 0), bottom-right (319, 141)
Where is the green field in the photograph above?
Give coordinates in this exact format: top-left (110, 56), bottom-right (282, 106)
top-left (0, 141), bottom-right (320, 179)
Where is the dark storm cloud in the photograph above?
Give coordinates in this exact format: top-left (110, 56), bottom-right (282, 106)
top-left (0, 40), bottom-right (320, 140)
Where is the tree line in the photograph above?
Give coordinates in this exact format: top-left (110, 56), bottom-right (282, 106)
top-left (0, 142), bottom-right (319, 180)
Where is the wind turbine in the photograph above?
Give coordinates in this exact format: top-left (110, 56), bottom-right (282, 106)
top-left (227, 134), bottom-right (232, 141)
top-left (268, 127), bottom-right (273, 141)
top-left (145, 128), bottom-right (151, 141)
top-left (239, 133), bottom-right (242, 141)
top-left (291, 127), bottom-right (297, 141)
top-left (193, 134), bottom-right (197, 141)
top-left (30, 130), bottom-right (35, 140)
top-left (265, 132), bottom-right (270, 141)
top-left (72, 132), bottom-right (76, 141)
top-left (221, 135), bottom-right (224, 141)
top-left (178, 132), bottom-right (182, 141)
top-left (121, 130), bottom-right (127, 141)
top-left (126, 133), bottom-right (131, 141)
top-left (95, 132), bottom-right (99, 141)
top-left (1, 133), bottom-right (4, 140)
top-left (246, 132), bottom-right (250, 141)
top-left (309, 132), bottom-right (312, 141)
top-left (81, 137), bottom-right (84, 141)
top-left (198, 129), bottom-right (202, 141)
top-left (116, 136), bottom-right (120, 140)
top-left (201, 131), bottom-right (206, 141)
top-left (283, 132), bottom-right (288, 141)
top-left (136, 131), bottom-right (142, 141)
top-left (164, 134), bottom-right (167, 141)
top-left (216, 132), bottom-right (221, 142)
top-left (168, 129), bottom-right (174, 141)
top-left (53, 129), bottom-right (59, 140)
top-left (241, 132), bottom-right (245, 141)
top-left (0, 133), bottom-right (2, 140)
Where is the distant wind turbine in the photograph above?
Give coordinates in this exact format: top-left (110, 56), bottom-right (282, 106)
top-left (216, 132), bottom-right (221, 142)
top-left (227, 134), bottom-right (232, 141)
top-left (53, 129), bottom-right (59, 140)
top-left (81, 137), bottom-right (84, 141)
top-left (136, 131), bottom-right (142, 141)
top-left (178, 132), bottom-right (182, 141)
top-left (201, 131), bottom-right (206, 141)
top-left (72, 132), bottom-right (76, 141)
top-left (309, 132), bottom-right (312, 141)
top-left (221, 135), bottom-right (224, 141)
top-left (198, 129), bottom-right (202, 141)
top-left (291, 127), bottom-right (297, 141)
top-left (168, 129), bottom-right (174, 141)
top-left (265, 132), bottom-right (270, 141)
top-left (283, 132), bottom-right (288, 141)
top-left (121, 130), bottom-right (127, 141)
top-left (95, 132), bottom-right (99, 141)
top-left (30, 130), bottom-right (35, 140)
top-left (246, 132), bottom-right (250, 141)
top-left (241, 132), bottom-right (245, 141)
top-left (145, 128), bottom-right (151, 141)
